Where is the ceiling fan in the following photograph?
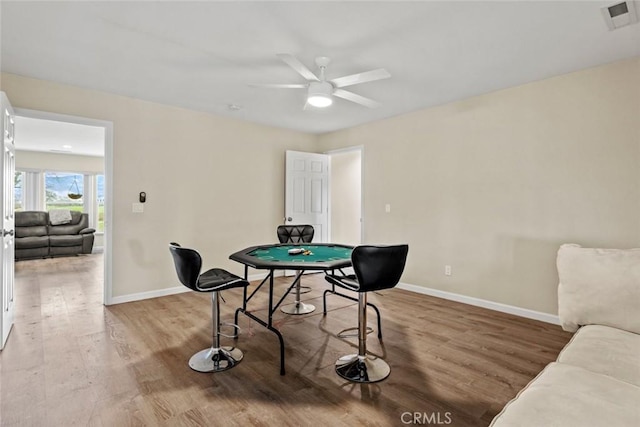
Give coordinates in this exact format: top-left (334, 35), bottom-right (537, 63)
top-left (250, 54), bottom-right (391, 109)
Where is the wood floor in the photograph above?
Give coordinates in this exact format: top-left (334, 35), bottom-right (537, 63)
top-left (1, 255), bottom-right (571, 426)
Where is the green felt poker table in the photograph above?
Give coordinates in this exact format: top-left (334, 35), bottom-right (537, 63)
top-left (229, 243), bottom-right (354, 375)
top-left (230, 243), bottom-right (353, 270)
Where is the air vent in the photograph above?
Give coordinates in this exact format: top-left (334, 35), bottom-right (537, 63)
top-left (601, 1), bottom-right (638, 30)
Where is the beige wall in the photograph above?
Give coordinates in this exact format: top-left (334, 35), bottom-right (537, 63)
top-left (16, 150), bottom-right (104, 173)
top-left (2, 73), bottom-right (316, 298)
top-left (330, 149), bottom-right (361, 245)
top-left (3, 57), bottom-right (639, 314)
top-left (317, 58), bottom-right (640, 315)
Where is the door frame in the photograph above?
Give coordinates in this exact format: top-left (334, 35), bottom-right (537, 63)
top-left (14, 108), bottom-right (114, 305)
top-left (324, 145), bottom-right (364, 244)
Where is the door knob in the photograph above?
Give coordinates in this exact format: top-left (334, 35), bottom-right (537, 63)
top-left (3, 229), bottom-right (14, 237)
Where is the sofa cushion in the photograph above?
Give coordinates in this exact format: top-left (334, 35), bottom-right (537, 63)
top-left (557, 325), bottom-right (640, 387)
top-left (48, 212), bottom-right (88, 235)
top-left (557, 244), bottom-right (640, 334)
top-left (49, 223), bottom-right (83, 235)
top-left (15, 236), bottom-right (49, 249)
top-left (15, 211), bottom-right (47, 227)
top-left (15, 247), bottom-right (49, 259)
top-left (68, 210), bottom-right (83, 225)
top-left (491, 363), bottom-right (640, 427)
top-left (50, 246), bottom-right (83, 256)
top-left (15, 211), bottom-right (48, 238)
top-left (49, 235), bottom-right (83, 247)
top-left (15, 225), bottom-right (48, 238)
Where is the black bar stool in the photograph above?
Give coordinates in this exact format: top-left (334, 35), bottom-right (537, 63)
top-left (169, 242), bottom-right (249, 373)
top-left (277, 224), bottom-right (315, 315)
top-left (325, 244), bottom-right (408, 383)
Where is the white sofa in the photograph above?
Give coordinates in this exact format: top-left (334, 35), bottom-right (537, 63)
top-left (491, 244), bottom-right (640, 426)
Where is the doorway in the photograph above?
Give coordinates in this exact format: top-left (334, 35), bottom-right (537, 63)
top-left (284, 148), bottom-right (363, 245)
top-left (13, 108), bottom-right (113, 305)
top-left (327, 146), bottom-right (363, 245)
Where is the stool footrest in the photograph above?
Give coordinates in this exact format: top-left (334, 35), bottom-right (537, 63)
top-left (219, 322), bottom-right (241, 338)
top-left (337, 326), bottom-right (374, 338)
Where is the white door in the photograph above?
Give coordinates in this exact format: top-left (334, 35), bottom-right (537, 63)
top-left (1, 92), bottom-right (16, 350)
top-left (285, 150), bottom-right (329, 242)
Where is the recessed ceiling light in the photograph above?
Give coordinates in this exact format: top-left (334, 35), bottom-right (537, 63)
top-left (62, 144), bottom-right (72, 149)
top-left (227, 104), bottom-right (243, 111)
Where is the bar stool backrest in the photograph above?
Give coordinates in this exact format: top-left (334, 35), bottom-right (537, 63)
top-left (169, 242), bottom-right (202, 291)
top-left (352, 245), bottom-right (409, 292)
top-left (277, 225), bottom-right (315, 244)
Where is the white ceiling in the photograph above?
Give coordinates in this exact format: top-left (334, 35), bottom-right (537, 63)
top-left (13, 116), bottom-right (105, 157)
top-left (1, 1), bottom-right (639, 135)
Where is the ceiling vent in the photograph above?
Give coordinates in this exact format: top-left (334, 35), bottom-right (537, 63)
top-left (601, 1), bottom-right (638, 30)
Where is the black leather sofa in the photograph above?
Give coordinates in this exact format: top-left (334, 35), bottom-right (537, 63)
top-left (15, 211), bottom-right (96, 260)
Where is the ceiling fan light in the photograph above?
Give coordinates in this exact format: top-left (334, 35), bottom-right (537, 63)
top-left (307, 94), bottom-right (333, 108)
top-left (307, 81), bottom-right (333, 108)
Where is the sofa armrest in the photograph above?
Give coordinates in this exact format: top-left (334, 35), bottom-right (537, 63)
top-left (79, 228), bottom-right (95, 235)
top-left (81, 232), bottom-right (95, 254)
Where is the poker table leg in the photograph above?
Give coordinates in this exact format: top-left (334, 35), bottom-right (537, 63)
top-left (268, 269), bottom-right (286, 374)
top-left (233, 265), bottom-right (249, 337)
top-left (234, 268), bottom-right (287, 375)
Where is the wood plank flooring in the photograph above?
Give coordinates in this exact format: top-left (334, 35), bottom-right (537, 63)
top-left (1, 255), bottom-right (571, 426)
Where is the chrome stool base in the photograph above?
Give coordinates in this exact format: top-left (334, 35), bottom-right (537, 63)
top-left (189, 346), bottom-right (243, 373)
top-left (280, 301), bottom-right (315, 315)
top-left (335, 354), bottom-right (390, 383)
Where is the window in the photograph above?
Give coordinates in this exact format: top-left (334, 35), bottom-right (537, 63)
top-left (45, 172), bottom-right (84, 213)
top-left (17, 169), bottom-right (105, 235)
top-left (96, 174), bottom-right (104, 232)
top-left (14, 171), bottom-right (24, 211)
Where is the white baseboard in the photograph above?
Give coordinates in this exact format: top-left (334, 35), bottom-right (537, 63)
top-left (107, 274), bottom-right (558, 326)
top-left (107, 270), bottom-right (279, 305)
top-left (397, 282), bottom-right (560, 325)
top-left (108, 285), bottom-right (190, 305)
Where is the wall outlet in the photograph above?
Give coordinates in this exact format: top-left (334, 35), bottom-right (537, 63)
top-left (385, 204), bottom-right (391, 213)
top-left (445, 265), bottom-right (452, 276)
top-left (132, 203), bottom-right (144, 213)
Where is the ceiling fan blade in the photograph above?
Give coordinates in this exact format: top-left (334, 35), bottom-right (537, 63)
top-left (277, 53), bottom-right (320, 82)
top-left (249, 83), bottom-right (307, 89)
top-left (331, 68), bottom-right (391, 88)
top-left (333, 89), bottom-right (382, 108)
